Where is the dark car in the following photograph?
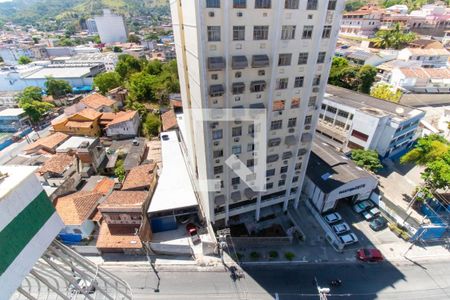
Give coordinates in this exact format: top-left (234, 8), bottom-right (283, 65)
top-left (369, 216), bottom-right (388, 231)
top-left (357, 248), bottom-right (384, 262)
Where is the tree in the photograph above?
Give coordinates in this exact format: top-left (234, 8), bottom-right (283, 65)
top-left (421, 152), bottom-right (450, 191)
top-left (20, 101), bottom-right (54, 123)
top-left (328, 57), bottom-right (350, 86)
top-left (351, 149), bottom-right (382, 172)
top-left (128, 34), bottom-right (140, 44)
top-left (126, 100), bottom-right (147, 116)
top-left (357, 65), bottom-right (377, 94)
top-left (401, 134), bottom-right (449, 165)
top-left (45, 77), bottom-right (72, 98)
top-left (18, 86), bottom-right (42, 104)
top-left (371, 23), bottom-right (416, 50)
top-left (112, 46), bottom-right (123, 53)
top-left (144, 32), bottom-right (160, 41)
top-left (142, 113), bottom-right (161, 137)
top-left (370, 83), bottom-right (402, 102)
top-left (128, 72), bottom-right (158, 102)
top-left (115, 54), bottom-right (142, 80)
top-left (93, 72), bottom-right (122, 94)
top-left (18, 56), bottom-right (32, 65)
top-left (143, 60), bottom-right (163, 75)
top-left (114, 159), bottom-right (126, 182)
top-left (345, 1), bottom-right (364, 11)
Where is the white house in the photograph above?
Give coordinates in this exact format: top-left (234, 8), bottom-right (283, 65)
top-left (105, 110), bottom-right (140, 139)
top-left (386, 4), bottom-right (408, 15)
top-left (389, 67), bottom-right (450, 93)
top-left (397, 47), bottom-right (450, 68)
top-left (340, 5), bottom-right (383, 38)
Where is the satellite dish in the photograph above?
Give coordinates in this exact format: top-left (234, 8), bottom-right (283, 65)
top-left (396, 107), bottom-right (404, 114)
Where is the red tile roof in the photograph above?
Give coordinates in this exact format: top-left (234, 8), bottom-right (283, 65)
top-left (55, 191), bottom-right (103, 225)
top-left (81, 93), bottom-right (116, 110)
top-left (161, 110), bottom-right (177, 131)
top-left (38, 153), bottom-right (76, 174)
top-left (107, 111), bottom-right (138, 126)
top-left (93, 177), bottom-right (116, 195)
top-left (122, 163), bottom-right (157, 191)
top-left (96, 222), bottom-right (142, 250)
top-left (24, 132), bottom-right (69, 154)
top-left (75, 108), bottom-right (102, 120)
top-left (98, 191), bottom-right (149, 210)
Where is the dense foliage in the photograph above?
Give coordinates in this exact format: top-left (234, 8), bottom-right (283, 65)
top-left (45, 77), bottom-right (72, 98)
top-left (328, 57), bottom-right (377, 94)
top-left (371, 23), bottom-right (416, 50)
top-left (17, 86), bottom-right (54, 123)
top-left (142, 113), bottom-right (161, 137)
top-left (370, 83), bottom-right (402, 102)
top-left (18, 56), bottom-right (32, 65)
top-left (93, 71), bottom-right (122, 94)
top-left (351, 149), bottom-right (383, 172)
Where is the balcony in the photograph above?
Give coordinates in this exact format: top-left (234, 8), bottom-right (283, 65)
top-left (232, 82), bottom-right (245, 95)
top-left (251, 54), bottom-right (270, 68)
top-left (250, 80), bottom-right (266, 93)
top-left (267, 154), bottom-right (279, 163)
top-left (208, 57), bottom-right (225, 71)
top-left (209, 84), bottom-right (225, 97)
top-left (232, 55), bottom-right (248, 69)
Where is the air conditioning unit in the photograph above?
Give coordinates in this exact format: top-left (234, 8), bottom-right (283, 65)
top-left (305, 125), bottom-right (311, 130)
top-left (283, 160), bottom-right (288, 164)
top-left (289, 128), bottom-right (295, 133)
top-left (214, 141), bottom-right (220, 146)
top-left (313, 87), bottom-right (319, 92)
top-left (209, 12), bottom-right (215, 17)
top-left (234, 137), bottom-right (240, 142)
top-left (215, 159), bottom-right (220, 163)
top-left (237, 12), bottom-right (243, 17)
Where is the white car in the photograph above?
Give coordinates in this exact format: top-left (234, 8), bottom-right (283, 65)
top-left (352, 200), bottom-right (374, 213)
top-left (332, 222), bottom-right (351, 235)
top-left (339, 233), bottom-right (359, 245)
top-left (324, 212), bottom-right (342, 224)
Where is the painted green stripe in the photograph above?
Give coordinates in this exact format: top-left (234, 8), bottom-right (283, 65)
top-left (0, 191), bottom-right (55, 275)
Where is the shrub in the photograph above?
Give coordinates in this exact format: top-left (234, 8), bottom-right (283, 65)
top-left (250, 251), bottom-right (260, 260)
top-left (236, 252), bottom-right (244, 261)
top-left (269, 251), bottom-right (279, 259)
top-left (284, 252), bottom-right (295, 261)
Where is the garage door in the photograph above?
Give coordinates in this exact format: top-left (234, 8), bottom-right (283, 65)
top-left (151, 215), bottom-right (177, 233)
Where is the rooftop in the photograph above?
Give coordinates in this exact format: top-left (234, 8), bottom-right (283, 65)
top-left (24, 132), bottom-right (69, 154)
top-left (56, 136), bottom-right (96, 152)
top-left (106, 111), bottom-right (138, 126)
top-left (0, 166), bottom-right (37, 200)
top-left (404, 47), bottom-right (450, 56)
top-left (324, 85), bottom-right (424, 121)
top-left (398, 67), bottom-right (450, 80)
top-left (107, 138), bottom-right (147, 171)
top-left (80, 93), bottom-right (116, 110)
top-left (307, 140), bottom-right (377, 193)
top-left (96, 222), bottom-right (142, 250)
top-left (0, 108), bottom-right (25, 117)
top-left (99, 190), bottom-right (149, 211)
top-left (122, 163), bottom-right (157, 191)
top-left (148, 131), bottom-right (198, 214)
top-left (161, 110), bottom-right (178, 131)
top-left (37, 153), bottom-right (75, 175)
top-left (23, 66), bottom-right (93, 79)
top-left (54, 191), bottom-right (103, 226)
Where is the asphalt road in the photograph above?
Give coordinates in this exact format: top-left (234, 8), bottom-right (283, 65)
top-left (106, 260), bottom-right (450, 300)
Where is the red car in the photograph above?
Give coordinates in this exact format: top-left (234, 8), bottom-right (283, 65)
top-left (357, 248), bottom-right (384, 262)
top-left (186, 223), bottom-right (201, 244)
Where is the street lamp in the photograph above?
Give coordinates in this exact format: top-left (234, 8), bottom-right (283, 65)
top-left (314, 277), bottom-right (330, 300)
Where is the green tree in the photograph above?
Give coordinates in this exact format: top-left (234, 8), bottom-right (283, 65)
top-left (45, 77), bottom-right (72, 98)
top-left (421, 152), bottom-right (450, 190)
top-left (126, 100), bottom-right (147, 116)
top-left (400, 134), bottom-right (449, 165)
top-left (128, 72), bottom-right (158, 102)
top-left (357, 65), bottom-right (377, 94)
top-left (128, 34), bottom-right (140, 44)
top-left (114, 159), bottom-right (126, 182)
top-left (351, 149), bottom-right (382, 172)
top-left (93, 71), bottom-right (122, 94)
top-left (18, 56), bottom-right (32, 65)
top-left (143, 60), bottom-right (163, 75)
top-left (112, 46), bottom-right (123, 53)
top-left (115, 54), bottom-right (142, 80)
top-left (345, 1), bottom-right (364, 11)
top-left (20, 101), bottom-right (54, 123)
top-left (370, 83), bottom-right (402, 102)
top-left (328, 57), bottom-right (350, 86)
top-left (371, 23), bottom-right (416, 49)
top-left (144, 32), bottom-right (160, 41)
top-left (18, 86), bottom-right (42, 104)
top-left (142, 113), bottom-right (161, 137)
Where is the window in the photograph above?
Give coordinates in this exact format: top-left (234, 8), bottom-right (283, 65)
top-left (308, 96), bottom-right (316, 107)
top-left (292, 176), bottom-right (299, 182)
top-left (253, 26), bottom-right (269, 40)
top-left (285, 0), bottom-right (299, 9)
top-left (317, 52), bottom-right (326, 63)
top-left (328, 0), bottom-right (337, 10)
top-left (278, 53), bottom-right (292, 66)
top-left (248, 124), bottom-right (254, 134)
top-left (278, 179), bottom-right (286, 186)
top-left (337, 110), bottom-right (349, 118)
top-left (307, 0), bottom-right (318, 10)
top-left (313, 75), bottom-right (321, 86)
top-left (232, 126), bottom-right (242, 137)
top-left (213, 129), bottom-right (223, 140)
top-left (211, 74), bottom-right (218, 80)
top-left (294, 76), bottom-right (304, 88)
top-left (302, 25), bottom-right (313, 39)
top-left (266, 182), bottom-right (273, 189)
top-left (276, 78), bottom-right (288, 90)
top-left (282, 151), bottom-right (292, 159)
top-left (327, 106), bottom-right (337, 113)
top-left (291, 97), bottom-right (300, 108)
top-left (322, 25), bottom-right (332, 38)
top-left (258, 70), bottom-right (265, 76)
top-left (351, 129), bottom-right (369, 142)
top-left (247, 143), bottom-right (255, 152)
top-left (280, 166), bottom-right (288, 173)
top-left (304, 115), bottom-right (312, 125)
top-left (233, 26), bottom-right (245, 41)
top-left (268, 138), bottom-right (281, 147)
top-left (288, 117), bottom-right (297, 128)
top-left (250, 81), bottom-right (266, 92)
top-left (271, 120), bottom-right (282, 130)
top-left (232, 82), bottom-right (245, 94)
top-left (206, 0), bottom-right (220, 8)
top-left (255, 0), bottom-right (271, 9)
top-left (232, 177), bottom-right (240, 185)
top-left (232, 145), bottom-right (242, 154)
top-left (295, 162), bottom-right (302, 169)
top-left (290, 187), bottom-right (298, 195)
top-left (214, 165), bottom-right (223, 174)
top-left (233, 0), bottom-right (246, 8)
top-left (247, 159), bottom-right (254, 167)
top-left (298, 52), bottom-right (309, 64)
top-left (208, 26), bottom-right (221, 41)
top-left (213, 149), bottom-right (223, 158)
top-left (281, 25), bottom-right (296, 40)
top-left (266, 169), bottom-right (275, 177)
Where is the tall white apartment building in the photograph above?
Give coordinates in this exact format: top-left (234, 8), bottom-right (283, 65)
top-left (170, 0), bottom-right (345, 225)
top-left (95, 9), bottom-right (128, 44)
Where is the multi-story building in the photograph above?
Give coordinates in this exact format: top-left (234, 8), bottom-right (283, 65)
top-left (86, 18), bottom-right (98, 35)
top-left (95, 9), bottom-right (128, 44)
top-left (170, 0), bottom-right (345, 225)
top-left (339, 5), bottom-right (382, 38)
top-left (397, 47), bottom-right (450, 68)
top-left (0, 108), bottom-right (30, 132)
top-left (316, 85), bottom-right (425, 158)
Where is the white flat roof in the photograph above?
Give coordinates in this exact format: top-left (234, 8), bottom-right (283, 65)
top-left (0, 166), bottom-right (37, 200)
top-left (24, 67), bottom-right (92, 79)
top-left (56, 136), bottom-right (96, 151)
top-left (148, 131), bottom-right (198, 213)
top-left (0, 108), bottom-right (25, 117)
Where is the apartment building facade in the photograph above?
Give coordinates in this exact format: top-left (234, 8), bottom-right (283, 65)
top-left (339, 5), bottom-right (382, 38)
top-left (170, 0), bottom-right (344, 225)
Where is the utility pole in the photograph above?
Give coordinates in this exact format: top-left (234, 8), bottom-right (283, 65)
top-left (314, 277), bottom-right (330, 300)
top-left (217, 228), bottom-right (230, 266)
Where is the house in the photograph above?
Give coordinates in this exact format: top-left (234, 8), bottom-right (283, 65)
top-left (169, 94), bottom-right (183, 113)
top-left (107, 86), bottom-right (127, 107)
top-left (122, 163), bottom-right (157, 191)
top-left (56, 136), bottom-right (106, 173)
top-left (339, 5), bottom-right (383, 38)
top-left (345, 49), bottom-right (398, 66)
top-left (408, 39), bottom-right (445, 49)
top-left (316, 85), bottom-right (425, 158)
top-left (407, 4), bottom-right (450, 36)
top-left (385, 4), bottom-right (408, 15)
top-left (96, 190), bottom-right (152, 253)
top-left (80, 93), bottom-right (117, 112)
top-left (55, 191), bottom-right (104, 240)
top-left (105, 138), bottom-right (148, 172)
top-left (0, 91), bottom-right (20, 108)
top-left (51, 108), bottom-right (102, 137)
top-left (161, 110), bottom-right (178, 132)
top-left (23, 132), bottom-right (69, 155)
top-left (304, 141), bottom-right (378, 213)
top-left (104, 111), bottom-right (140, 139)
top-left (397, 47), bottom-right (450, 68)
top-left (36, 153), bottom-right (79, 187)
top-left (0, 108), bottom-right (30, 132)
top-left (388, 67), bottom-right (450, 93)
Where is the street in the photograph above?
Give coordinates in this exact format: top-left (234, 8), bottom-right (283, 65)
top-left (105, 260), bottom-right (450, 300)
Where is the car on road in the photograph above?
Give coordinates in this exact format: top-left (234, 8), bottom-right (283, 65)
top-left (356, 248), bottom-right (384, 262)
top-left (332, 222), bottom-right (351, 235)
top-left (361, 210), bottom-right (375, 221)
top-left (369, 207), bottom-right (380, 216)
top-left (339, 233), bottom-right (358, 245)
top-left (186, 223), bottom-right (201, 245)
top-left (324, 212), bottom-right (342, 224)
top-left (352, 200), bottom-right (374, 213)
top-left (369, 216), bottom-right (388, 231)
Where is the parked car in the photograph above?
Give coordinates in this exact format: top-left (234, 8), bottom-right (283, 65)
top-left (369, 207), bottom-right (380, 216)
top-left (332, 222), bottom-right (351, 235)
top-left (324, 212), bottom-right (342, 224)
top-left (186, 223), bottom-right (201, 244)
top-left (352, 200), bottom-right (374, 213)
top-left (369, 216), bottom-right (388, 231)
top-left (356, 248), bottom-right (384, 262)
top-left (339, 233), bottom-right (358, 245)
top-left (361, 210), bottom-right (375, 221)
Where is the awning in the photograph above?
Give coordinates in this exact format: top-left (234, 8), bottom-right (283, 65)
top-left (232, 56), bottom-right (248, 69)
top-left (282, 151), bottom-right (293, 159)
top-left (252, 54), bottom-right (270, 68)
top-left (285, 135), bottom-right (299, 146)
top-left (232, 82), bottom-right (245, 94)
top-left (208, 57), bottom-right (225, 71)
top-left (249, 102), bottom-right (265, 109)
top-left (267, 154), bottom-right (279, 163)
top-left (298, 148), bottom-right (307, 156)
top-left (244, 188), bottom-right (258, 199)
top-left (215, 195), bottom-right (225, 206)
top-left (231, 191), bottom-right (241, 202)
top-left (209, 84), bottom-right (225, 96)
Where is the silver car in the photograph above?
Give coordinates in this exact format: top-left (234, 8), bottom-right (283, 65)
top-left (324, 212), bottom-right (342, 224)
top-left (339, 233), bottom-right (358, 245)
top-left (332, 222), bottom-right (351, 235)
